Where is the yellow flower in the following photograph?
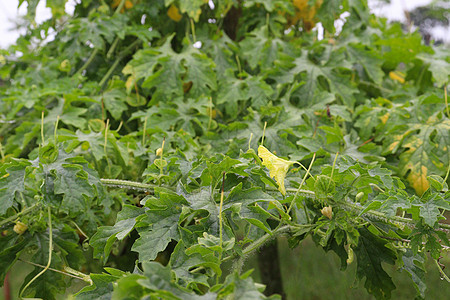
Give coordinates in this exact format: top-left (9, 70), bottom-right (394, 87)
top-left (167, 4), bottom-right (183, 22)
top-left (258, 145), bottom-right (295, 195)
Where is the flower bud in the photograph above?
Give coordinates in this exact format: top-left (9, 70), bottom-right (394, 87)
top-left (13, 221), bottom-right (28, 235)
top-left (321, 206), bottom-right (332, 219)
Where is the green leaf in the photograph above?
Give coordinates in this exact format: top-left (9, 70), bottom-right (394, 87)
top-left (411, 193), bottom-right (450, 227)
top-left (138, 261), bottom-right (206, 299)
top-left (361, 192), bottom-right (411, 218)
top-left (132, 190), bottom-right (187, 261)
top-left (400, 249), bottom-right (426, 298)
top-left (67, 13), bottom-right (128, 50)
top-left (418, 50), bottom-right (450, 86)
top-left (316, 0), bottom-right (341, 33)
top-left (112, 273), bottom-right (148, 299)
top-left (224, 184), bottom-right (275, 209)
top-left (124, 36), bottom-right (216, 102)
top-left (0, 160), bottom-right (30, 215)
top-left (0, 235), bottom-right (29, 283)
top-left (181, 48), bottom-right (217, 98)
top-left (354, 228), bottom-right (396, 300)
top-left (53, 164), bottom-right (94, 216)
top-left (169, 241), bottom-right (211, 287)
top-left (179, 0), bottom-right (207, 22)
top-left (242, 0), bottom-right (290, 13)
top-left (200, 155), bottom-right (243, 187)
top-left (346, 43), bottom-right (384, 85)
top-left (97, 88), bottom-right (128, 120)
top-left (273, 49), bottom-right (356, 106)
top-left (90, 205), bottom-right (144, 263)
top-left (218, 271), bottom-right (278, 299)
top-left (21, 234), bottom-right (68, 300)
top-left (75, 273), bottom-right (119, 299)
top-left (46, 0), bottom-right (68, 17)
top-left (240, 25), bottom-right (284, 69)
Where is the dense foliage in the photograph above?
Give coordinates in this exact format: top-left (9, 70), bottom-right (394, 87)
top-left (0, 0), bottom-right (449, 299)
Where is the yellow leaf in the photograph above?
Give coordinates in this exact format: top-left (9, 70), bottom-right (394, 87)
top-left (389, 71), bottom-right (405, 84)
top-left (167, 4), bottom-right (183, 22)
top-left (125, 73), bottom-right (136, 94)
top-left (206, 107), bottom-right (217, 119)
top-left (258, 145), bottom-right (295, 195)
top-left (407, 165), bottom-right (430, 196)
top-left (289, 0), bottom-right (323, 31)
top-left (124, 0), bottom-right (133, 10)
top-left (111, 0), bottom-right (134, 12)
top-left (379, 112), bottom-right (390, 124)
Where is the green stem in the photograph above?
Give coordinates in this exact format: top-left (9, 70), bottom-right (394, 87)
top-left (338, 201), bottom-right (416, 228)
top-left (40, 111), bottom-right (45, 145)
top-left (217, 173), bottom-right (225, 284)
top-left (107, 37), bottom-right (120, 59)
top-left (435, 259), bottom-right (450, 283)
top-left (443, 160), bottom-right (450, 183)
top-left (70, 220), bottom-right (89, 241)
top-left (287, 152), bottom-right (316, 215)
top-left (359, 80), bottom-right (393, 93)
top-left (74, 48), bottom-right (99, 76)
top-left (64, 266), bottom-right (93, 284)
top-left (444, 86), bottom-right (449, 118)
top-left (142, 116), bottom-right (148, 145)
top-left (0, 141), bottom-right (4, 161)
top-left (18, 259), bottom-right (87, 282)
top-left (99, 179), bottom-right (450, 231)
top-left (194, 225), bottom-right (295, 275)
top-left (54, 115), bottom-right (60, 144)
top-left (74, 0), bottom-right (133, 79)
top-left (236, 55), bottom-right (242, 77)
top-left (208, 97), bottom-right (213, 131)
top-left (329, 152), bottom-right (339, 186)
top-left (261, 121), bottom-right (267, 145)
top-left (190, 18), bottom-right (196, 43)
top-left (0, 204), bottom-right (40, 228)
top-left (100, 178), bottom-right (169, 192)
top-left (159, 138), bottom-right (165, 178)
top-left (20, 206), bottom-right (53, 298)
top-left (219, 176), bottom-right (225, 252)
top-left (99, 40), bottom-right (141, 87)
top-left (99, 57), bottom-right (121, 87)
top-left (223, 225), bottom-right (291, 263)
top-left (114, 0), bottom-right (126, 14)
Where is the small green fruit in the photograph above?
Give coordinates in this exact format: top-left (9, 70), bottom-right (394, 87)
top-left (355, 192), bottom-right (364, 202)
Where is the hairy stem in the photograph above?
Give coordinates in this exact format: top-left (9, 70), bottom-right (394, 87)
top-left (100, 178), bottom-right (168, 192)
top-left (435, 259), bottom-right (450, 283)
top-left (99, 178), bottom-right (450, 231)
top-left (99, 39), bottom-right (141, 87)
top-left (224, 225), bottom-right (291, 263)
top-left (74, 48), bottom-right (99, 76)
top-left (0, 204), bottom-right (40, 228)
